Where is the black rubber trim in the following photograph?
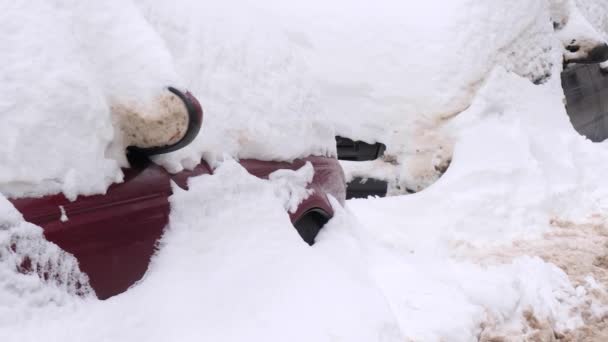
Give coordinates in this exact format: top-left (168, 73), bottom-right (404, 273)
top-left (346, 178), bottom-right (388, 199)
top-left (293, 208), bottom-right (331, 246)
top-left (336, 136), bottom-right (386, 161)
top-left (128, 86), bottom-right (203, 156)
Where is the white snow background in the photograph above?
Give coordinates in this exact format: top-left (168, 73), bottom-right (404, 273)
top-left (3, 0), bottom-right (608, 341)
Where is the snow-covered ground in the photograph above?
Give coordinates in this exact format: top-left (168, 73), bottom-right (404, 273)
top-left (4, 0), bottom-right (608, 341)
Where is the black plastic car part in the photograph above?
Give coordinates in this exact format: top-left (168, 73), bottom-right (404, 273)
top-left (335, 136), bottom-right (388, 199)
top-left (336, 136), bottom-right (386, 161)
top-left (346, 178), bottom-right (389, 199)
top-left (562, 64), bottom-right (608, 142)
top-left (128, 86), bottom-right (203, 156)
top-left (293, 208), bottom-right (330, 246)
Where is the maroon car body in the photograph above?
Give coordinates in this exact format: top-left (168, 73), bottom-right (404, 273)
top-left (8, 89), bottom-right (346, 299)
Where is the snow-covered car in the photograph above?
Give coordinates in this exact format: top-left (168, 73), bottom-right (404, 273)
top-left (8, 89), bottom-right (346, 299)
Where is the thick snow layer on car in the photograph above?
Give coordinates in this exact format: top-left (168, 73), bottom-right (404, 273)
top-left (4, 0), bottom-right (608, 340)
top-left (0, 1), bottom-right (180, 199)
top-left (238, 0), bottom-right (564, 192)
top-left (2, 0), bottom-right (606, 198)
top-left (250, 0), bottom-right (608, 192)
top-left (260, 0), bottom-right (554, 126)
top-left (134, 0), bottom-right (337, 172)
top-left (2, 0), bottom-right (605, 198)
top-left (0, 1), bottom-right (337, 197)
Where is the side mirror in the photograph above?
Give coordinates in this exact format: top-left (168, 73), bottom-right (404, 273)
top-left (127, 87), bottom-right (203, 156)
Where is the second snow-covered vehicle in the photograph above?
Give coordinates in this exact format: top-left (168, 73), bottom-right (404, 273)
top-left (9, 88), bottom-right (346, 299)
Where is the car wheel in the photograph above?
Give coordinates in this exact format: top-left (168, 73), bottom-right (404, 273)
top-left (293, 209), bottom-right (330, 246)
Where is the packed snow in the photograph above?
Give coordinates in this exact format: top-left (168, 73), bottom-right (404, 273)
top-left (3, 0), bottom-right (608, 341)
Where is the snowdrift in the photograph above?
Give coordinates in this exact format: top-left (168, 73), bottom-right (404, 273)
top-left (2, 0), bottom-right (608, 341)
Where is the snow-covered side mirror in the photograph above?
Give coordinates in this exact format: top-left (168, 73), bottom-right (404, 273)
top-left (124, 87), bottom-right (203, 156)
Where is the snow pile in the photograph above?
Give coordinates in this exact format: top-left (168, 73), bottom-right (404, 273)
top-left (3, 0), bottom-right (608, 341)
top-left (3, 154), bottom-right (608, 341)
top-left (461, 216), bottom-right (608, 340)
top-left (1, 162), bottom-right (403, 342)
top-left (342, 53), bottom-right (608, 339)
top-left (344, 64), bottom-right (608, 251)
top-left (359, 249), bottom-right (600, 340)
top-left (339, 66), bottom-right (608, 337)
